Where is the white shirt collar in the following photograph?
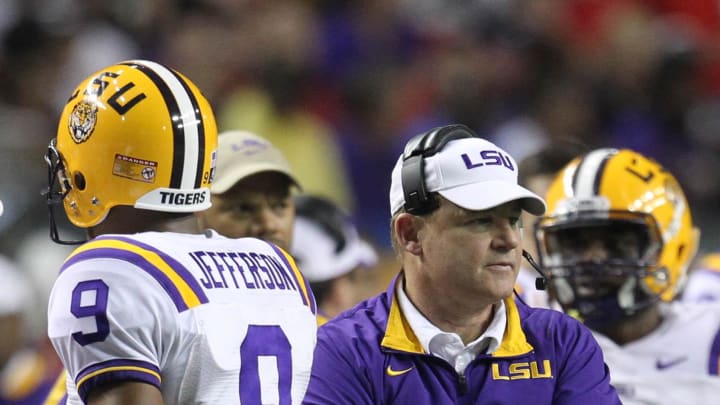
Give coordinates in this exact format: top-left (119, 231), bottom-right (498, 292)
top-left (396, 279), bottom-right (506, 373)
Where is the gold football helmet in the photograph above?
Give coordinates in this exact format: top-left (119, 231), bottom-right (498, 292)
top-left (535, 148), bottom-right (699, 326)
top-left (45, 60), bottom-right (217, 241)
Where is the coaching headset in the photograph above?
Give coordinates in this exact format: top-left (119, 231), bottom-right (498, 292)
top-left (400, 124), bottom-right (477, 216)
top-left (398, 123), bottom-right (548, 290)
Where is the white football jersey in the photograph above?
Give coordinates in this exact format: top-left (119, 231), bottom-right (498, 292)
top-left (682, 268), bottom-right (720, 303)
top-left (594, 301), bottom-right (720, 404)
top-left (47, 231), bottom-right (317, 404)
top-left (681, 253), bottom-right (720, 303)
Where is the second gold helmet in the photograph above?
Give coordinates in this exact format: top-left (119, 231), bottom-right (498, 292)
top-left (535, 148), bottom-right (699, 325)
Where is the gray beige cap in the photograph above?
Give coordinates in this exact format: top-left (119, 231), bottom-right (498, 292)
top-left (212, 130), bottom-right (301, 194)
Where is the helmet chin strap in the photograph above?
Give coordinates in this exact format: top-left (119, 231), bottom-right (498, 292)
top-left (45, 143), bottom-right (87, 245)
top-left (574, 276), bottom-right (662, 329)
top-left (617, 277), bottom-right (638, 310)
top-left (46, 201), bottom-right (87, 245)
top-left (550, 262), bottom-right (667, 328)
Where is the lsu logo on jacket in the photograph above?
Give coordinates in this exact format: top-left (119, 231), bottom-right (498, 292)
top-left (491, 360), bottom-right (553, 380)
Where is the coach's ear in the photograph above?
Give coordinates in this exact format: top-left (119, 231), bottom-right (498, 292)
top-left (394, 213), bottom-right (424, 256)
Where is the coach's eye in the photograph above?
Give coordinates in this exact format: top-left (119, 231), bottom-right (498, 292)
top-left (468, 217), bottom-right (492, 227)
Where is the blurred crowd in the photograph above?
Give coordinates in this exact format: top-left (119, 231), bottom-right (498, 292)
top-left (1, 0), bottom-right (720, 337)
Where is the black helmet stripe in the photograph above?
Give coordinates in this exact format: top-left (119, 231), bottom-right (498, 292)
top-left (571, 148), bottom-right (618, 198)
top-left (167, 69), bottom-right (206, 188)
top-left (121, 61), bottom-right (204, 189)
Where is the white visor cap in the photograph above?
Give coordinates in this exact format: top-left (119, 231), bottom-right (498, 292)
top-left (389, 137), bottom-right (546, 215)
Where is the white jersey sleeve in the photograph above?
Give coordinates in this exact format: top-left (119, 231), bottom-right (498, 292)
top-left (682, 253), bottom-right (720, 303)
top-left (594, 301), bottom-right (720, 404)
top-left (47, 232), bottom-right (317, 405)
top-left (682, 270), bottom-right (720, 303)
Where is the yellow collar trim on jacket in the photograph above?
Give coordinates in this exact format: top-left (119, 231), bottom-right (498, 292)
top-left (492, 297), bottom-right (534, 357)
top-left (381, 289), bottom-right (534, 356)
top-left (380, 289), bottom-right (425, 354)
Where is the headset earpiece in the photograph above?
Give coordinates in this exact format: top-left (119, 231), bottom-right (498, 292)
top-left (400, 124), bottom-right (478, 215)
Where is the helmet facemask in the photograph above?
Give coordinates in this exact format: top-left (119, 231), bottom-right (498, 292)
top-left (537, 148), bottom-right (700, 328)
top-left (44, 138), bottom-right (86, 245)
top-left (536, 211), bottom-right (666, 328)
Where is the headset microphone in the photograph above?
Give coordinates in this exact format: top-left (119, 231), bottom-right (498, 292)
top-left (522, 250), bottom-right (547, 291)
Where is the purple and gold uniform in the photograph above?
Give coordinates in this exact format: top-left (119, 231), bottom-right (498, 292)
top-left (595, 300), bottom-right (720, 404)
top-left (47, 231), bottom-right (316, 405)
top-left (304, 275), bottom-right (619, 404)
top-left (0, 349), bottom-right (59, 405)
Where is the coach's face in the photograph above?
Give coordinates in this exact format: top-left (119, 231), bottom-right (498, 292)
top-left (417, 199), bottom-right (523, 305)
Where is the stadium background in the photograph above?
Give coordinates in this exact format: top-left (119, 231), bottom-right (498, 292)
top-left (1, 1), bottom-right (720, 328)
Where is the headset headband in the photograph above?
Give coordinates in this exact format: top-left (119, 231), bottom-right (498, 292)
top-left (400, 124), bottom-right (478, 215)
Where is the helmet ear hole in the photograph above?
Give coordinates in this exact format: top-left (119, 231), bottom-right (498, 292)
top-left (676, 244), bottom-right (685, 260)
top-left (74, 172), bottom-right (86, 191)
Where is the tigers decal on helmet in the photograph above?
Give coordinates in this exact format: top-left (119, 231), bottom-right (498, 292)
top-left (45, 60), bottom-right (218, 233)
top-left (534, 148), bottom-right (699, 326)
top-left (68, 101), bottom-right (98, 143)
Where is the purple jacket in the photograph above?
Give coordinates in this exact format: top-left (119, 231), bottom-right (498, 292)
top-left (304, 275), bottom-right (620, 404)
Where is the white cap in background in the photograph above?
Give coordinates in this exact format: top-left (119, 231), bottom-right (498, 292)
top-left (291, 195), bottom-right (377, 283)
